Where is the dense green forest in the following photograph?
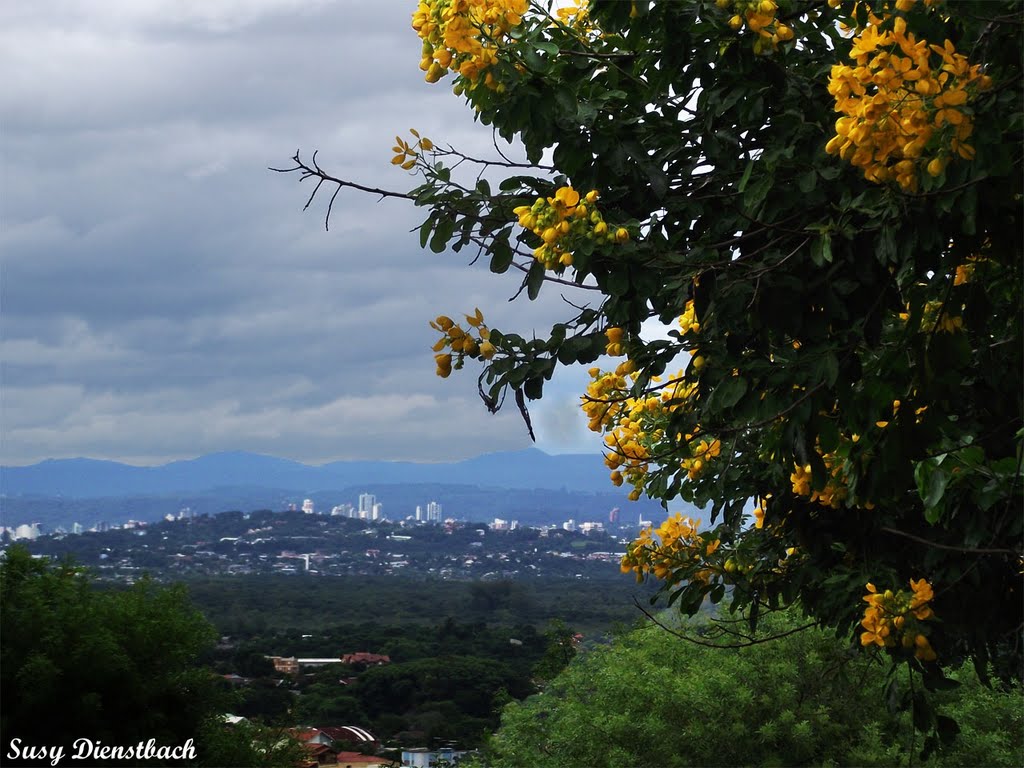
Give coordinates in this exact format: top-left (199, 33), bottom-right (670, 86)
top-left (204, 618), bottom-right (576, 748)
top-left (184, 573), bottom-right (653, 747)
top-left (184, 573), bottom-right (653, 637)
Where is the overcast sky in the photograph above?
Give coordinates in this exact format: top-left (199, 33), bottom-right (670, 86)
top-left (1, 0), bottom-right (610, 466)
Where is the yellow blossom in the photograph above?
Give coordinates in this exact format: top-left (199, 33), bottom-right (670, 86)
top-left (826, 5), bottom-right (991, 191)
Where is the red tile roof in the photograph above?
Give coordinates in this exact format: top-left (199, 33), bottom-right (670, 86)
top-left (340, 652), bottom-right (390, 665)
top-left (334, 752), bottom-right (386, 765)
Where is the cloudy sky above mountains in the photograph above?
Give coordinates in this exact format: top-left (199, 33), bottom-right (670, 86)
top-left (1, 1), bottom-right (605, 466)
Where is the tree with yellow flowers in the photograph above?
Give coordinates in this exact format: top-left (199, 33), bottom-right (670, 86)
top-left (278, 0), bottom-right (1022, 754)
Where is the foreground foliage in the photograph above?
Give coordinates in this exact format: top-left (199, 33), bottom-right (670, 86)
top-left (481, 611), bottom-right (1024, 768)
top-left (0, 546), bottom-right (302, 767)
top-left (0, 546), bottom-right (218, 755)
top-left (280, 0), bottom-right (1023, 749)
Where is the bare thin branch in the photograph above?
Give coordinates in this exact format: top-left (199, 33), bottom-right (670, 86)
top-left (633, 597), bottom-right (817, 649)
top-left (270, 151), bottom-right (416, 203)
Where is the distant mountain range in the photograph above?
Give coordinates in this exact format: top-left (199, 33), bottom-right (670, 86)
top-left (0, 449), bottom-right (689, 530)
top-left (1, 448), bottom-right (615, 498)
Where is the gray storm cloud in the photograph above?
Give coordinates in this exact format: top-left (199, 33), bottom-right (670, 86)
top-left (0, 1), bottom-right (602, 465)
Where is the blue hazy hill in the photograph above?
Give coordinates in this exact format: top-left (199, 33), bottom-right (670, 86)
top-left (1, 448), bottom-right (613, 498)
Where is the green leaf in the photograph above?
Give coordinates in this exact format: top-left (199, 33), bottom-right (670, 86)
top-left (554, 89), bottom-right (579, 121)
top-left (811, 234), bottom-right (832, 266)
top-left (915, 458), bottom-right (950, 523)
top-left (712, 376), bottom-right (748, 411)
top-left (419, 217), bottom-right (435, 250)
top-left (521, 48), bottom-right (550, 73)
top-left (737, 158), bottom-right (754, 193)
top-left (526, 260), bottom-right (545, 300)
top-left (936, 714), bottom-right (961, 746)
top-left (912, 689), bottom-right (934, 733)
top-left (922, 669), bottom-right (961, 693)
top-left (743, 172), bottom-right (773, 211)
top-left (606, 269), bottom-right (630, 297)
top-left (489, 236), bottom-right (514, 274)
top-left (921, 735), bottom-right (938, 763)
top-left (429, 218), bottom-right (455, 253)
top-left (818, 418), bottom-right (840, 454)
top-left (877, 225), bottom-right (897, 263)
top-left (577, 102), bottom-right (597, 127)
top-left (820, 351), bottom-right (839, 386)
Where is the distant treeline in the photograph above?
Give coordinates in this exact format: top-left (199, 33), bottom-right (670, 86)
top-left (184, 574), bottom-right (656, 638)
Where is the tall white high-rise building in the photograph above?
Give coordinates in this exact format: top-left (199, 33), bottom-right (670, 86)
top-left (415, 505), bottom-right (423, 522)
top-left (371, 502), bottom-right (383, 521)
top-left (358, 493), bottom-right (376, 515)
top-left (426, 501), bottom-right (442, 522)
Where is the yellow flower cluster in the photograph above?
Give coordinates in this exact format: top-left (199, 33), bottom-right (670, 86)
top-left (600, 386), bottom-right (659, 501)
top-left (826, 4), bottom-right (992, 191)
top-left (752, 497), bottom-right (769, 528)
top-left (682, 436), bottom-right (723, 481)
top-left (603, 326), bottom-right (626, 357)
top-left (513, 187), bottom-right (629, 270)
top-left (581, 366), bottom-right (632, 433)
top-left (620, 513), bottom-right (721, 585)
top-left (580, 300), bottom-right (721, 498)
top-left (582, 362), bottom-right (716, 499)
top-left (790, 455), bottom-right (849, 509)
top-left (430, 308), bottom-right (495, 378)
top-left (922, 299), bottom-right (964, 333)
top-left (954, 262), bottom-right (974, 286)
top-left (717, 0), bottom-right (794, 54)
top-left (554, 0), bottom-right (592, 32)
top-left (678, 299), bottom-right (701, 336)
top-left (391, 130), bottom-right (435, 170)
top-left (860, 578), bottom-right (938, 661)
top-left (412, 0), bottom-right (527, 87)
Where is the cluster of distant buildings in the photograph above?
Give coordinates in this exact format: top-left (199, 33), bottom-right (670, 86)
top-left (3, 497), bottom-right (655, 549)
top-left (3, 512), bottom-right (182, 542)
top-left (485, 518), bottom-right (605, 533)
top-left (267, 652), bottom-right (392, 675)
top-left (2, 523), bottom-right (45, 541)
top-left (1, 520), bottom-right (148, 541)
top-left (290, 494), bottom-right (443, 524)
